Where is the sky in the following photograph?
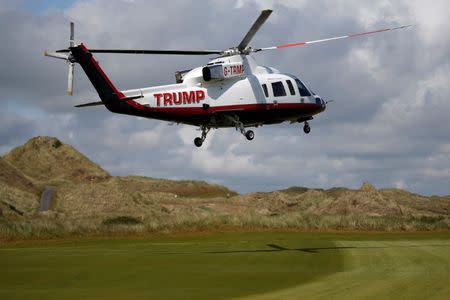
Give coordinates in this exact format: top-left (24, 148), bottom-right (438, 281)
top-left (1, 0), bottom-right (449, 195)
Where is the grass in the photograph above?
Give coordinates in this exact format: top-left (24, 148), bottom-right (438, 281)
top-left (3, 136), bottom-right (110, 183)
top-left (1, 213), bottom-right (449, 241)
top-left (0, 232), bottom-right (449, 299)
top-left (102, 216), bottom-right (143, 226)
top-left (2, 136), bottom-right (449, 239)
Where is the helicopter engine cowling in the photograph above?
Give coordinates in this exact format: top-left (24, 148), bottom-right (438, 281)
top-left (202, 62), bottom-right (245, 81)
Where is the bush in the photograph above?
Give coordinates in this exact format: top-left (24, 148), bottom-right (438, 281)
top-left (102, 216), bottom-right (142, 226)
top-left (52, 139), bottom-right (63, 149)
top-left (415, 215), bottom-right (445, 224)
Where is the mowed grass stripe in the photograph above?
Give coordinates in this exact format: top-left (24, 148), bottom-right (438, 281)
top-left (238, 238), bottom-right (450, 300)
top-left (0, 233), bottom-right (344, 300)
top-left (1, 233), bottom-right (449, 299)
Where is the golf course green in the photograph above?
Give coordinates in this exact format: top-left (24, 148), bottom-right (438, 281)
top-left (1, 232), bottom-right (449, 299)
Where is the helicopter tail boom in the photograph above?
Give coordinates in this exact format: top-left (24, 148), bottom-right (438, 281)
top-left (69, 43), bottom-right (125, 107)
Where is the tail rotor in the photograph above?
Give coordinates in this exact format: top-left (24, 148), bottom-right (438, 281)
top-left (67, 59), bottom-right (74, 96)
top-left (67, 22), bottom-right (75, 96)
top-left (45, 22), bottom-right (76, 96)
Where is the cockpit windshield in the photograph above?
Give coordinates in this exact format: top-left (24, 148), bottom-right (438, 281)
top-left (294, 79), bottom-right (311, 97)
top-left (286, 74), bottom-right (312, 97)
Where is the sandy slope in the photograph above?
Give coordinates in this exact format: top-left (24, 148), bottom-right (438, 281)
top-left (1, 137), bottom-right (449, 235)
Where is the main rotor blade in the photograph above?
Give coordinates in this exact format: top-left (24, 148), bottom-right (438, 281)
top-left (254, 24), bottom-right (413, 52)
top-left (238, 9), bottom-right (272, 51)
top-left (56, 49), bottom-right (222, 55)
top-left (67, 62), bottom-right (74, 96)
top-left (69, 22), bottom-right (74, 47)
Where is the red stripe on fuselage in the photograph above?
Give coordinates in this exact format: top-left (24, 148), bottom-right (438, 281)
top-left (124, 101), bottom-right (323, 116)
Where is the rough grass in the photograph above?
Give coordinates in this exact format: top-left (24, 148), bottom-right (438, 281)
top-left (1, 179), bottom-right (449, 241)
top-left (102, 216), bottom-right (143, 226)
top-left (0, 183), bottom-right (39, 217)
top-left (1, 212), bottom-right (449, 241)
top-left (0, 157), bottom-right (37, 194)
top-left (1, 137), bottom-right (449, 241)
top-left (3, 136), bottom-right (110, 183)
top-left (119, 175), bottom-right (237, 198)
top-left (1, 181), bottom-right (449, 240)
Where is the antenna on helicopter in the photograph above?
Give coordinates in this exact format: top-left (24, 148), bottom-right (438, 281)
top-left (44, 22), bottom-right (75, 96)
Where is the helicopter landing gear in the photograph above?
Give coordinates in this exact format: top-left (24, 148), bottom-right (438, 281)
top-left (231, 116), bottom-right (255, 141)
top-left (245, 130), bottom-right (255, 141)
top-left (194, 137), bottom-right (203, 147)
top-left (303, 121), bottom-right (311, 134)
top-left (194, 125), bottom-right (210, 147)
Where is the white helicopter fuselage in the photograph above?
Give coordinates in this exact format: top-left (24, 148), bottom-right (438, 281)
top-left (121, 54), bottom-right (325, 128)
top-left (45, 9), bottom-right (409, 146)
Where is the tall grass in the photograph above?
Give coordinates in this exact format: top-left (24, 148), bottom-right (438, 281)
top-left (2, 212), bottom-right (448, 241)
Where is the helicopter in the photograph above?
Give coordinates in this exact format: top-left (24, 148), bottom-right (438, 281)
top-left (45, 10), bottom-right (411, 147)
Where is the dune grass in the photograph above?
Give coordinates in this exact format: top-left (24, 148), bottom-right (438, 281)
top-left (0, 232), bottom-right (449, 300)
top-left (1, 212), bottom-right (449, 241)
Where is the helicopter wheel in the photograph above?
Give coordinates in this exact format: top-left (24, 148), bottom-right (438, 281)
top-left (245, 130), bottom-right (255, 141)
top-left (194, 137), bottom-right (203, 147)
top-left (303, 122), bottom-right (311, 134)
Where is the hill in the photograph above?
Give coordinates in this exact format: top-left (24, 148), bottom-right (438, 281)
top-left (0, 157), bottom-right (37, 194)
top-left (0, 136), bottom-right (236, 223)
top-left (3, 136), bottom-right (109, 184)
top-left (0, 157), bottom-right (40, 217)
top-left (0, 136), bottom-right (449, 239)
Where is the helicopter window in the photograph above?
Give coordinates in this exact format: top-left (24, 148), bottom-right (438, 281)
top-left (286, 80), bottom-right (296, 96)
top-left (271, 81), bottom-right (286, 97)
top-left (295, 79), bottom-right (311, 97)
top-left (262, 84), bottom-right (269, 97)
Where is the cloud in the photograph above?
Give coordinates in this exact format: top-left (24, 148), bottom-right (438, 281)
top-left (0, 112), bottom-right (37, 153)
top-left (1, 0), bottom-right (450, 195)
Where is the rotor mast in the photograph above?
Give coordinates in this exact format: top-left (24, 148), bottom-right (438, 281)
top-left (237, 9), bottom-right (273, 54)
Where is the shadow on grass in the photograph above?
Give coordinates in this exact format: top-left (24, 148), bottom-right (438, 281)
top-left (206, 243), bottom-right (450, 254)
top-left (207, 244), bottom-right (356, 254)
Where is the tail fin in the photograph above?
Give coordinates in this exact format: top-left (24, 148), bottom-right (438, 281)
top-left (69, 44), bottom-right (124, 106)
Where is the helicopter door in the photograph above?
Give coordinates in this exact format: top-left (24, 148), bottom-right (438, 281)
top-left (270, 81), bottom-right (288, 109)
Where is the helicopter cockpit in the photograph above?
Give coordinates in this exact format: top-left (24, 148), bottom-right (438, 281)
top-left (288, 75), bottom-right (325, 106)
top-left (294, 78), bottom-right (311, 97)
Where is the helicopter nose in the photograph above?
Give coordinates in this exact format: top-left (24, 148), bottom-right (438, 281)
top-left (314, 97), bottom-right (326, 111)
top-left (314, 97), bottom-right (326, 107)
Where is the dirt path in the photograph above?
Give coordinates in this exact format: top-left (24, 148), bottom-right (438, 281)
top-left (39, 186), bottom-right (55, 212)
